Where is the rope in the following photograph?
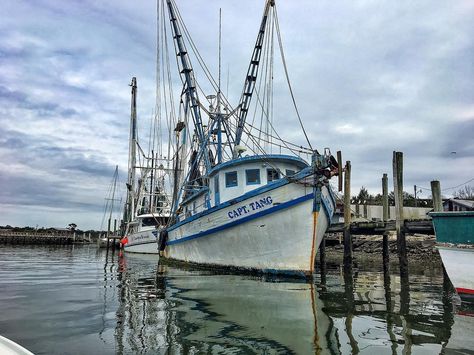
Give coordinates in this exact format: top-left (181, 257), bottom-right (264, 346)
top-left (274, 7), bottom-right (313, 151)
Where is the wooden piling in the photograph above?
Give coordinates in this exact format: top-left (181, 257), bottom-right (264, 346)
top-left (382, 173), bottom-right (389, 264)
top-left (393, 151), bottom-right (407, 272)
top-left (431, 180), bottom-right (443, 212)
top-left (113, 219), bottom-right (118, 250)
top-left (319, 237), bottom-right (326, 284)
top-left (343, 161), bottom-right (352, 264)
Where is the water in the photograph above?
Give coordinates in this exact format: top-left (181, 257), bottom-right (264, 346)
top-left (0, 245), bottom-right (473, 354)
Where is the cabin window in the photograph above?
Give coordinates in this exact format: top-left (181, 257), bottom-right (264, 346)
top-left (267, 168), bottom-right (280, 182)
top-left (142, 217), bottom-right (158, 227)
top-left (225, 171), bottom-right (238, 187)
top-left (246, 169), bottom-right (261, 185)
top-left (285, 169), bottom-right (296, 177)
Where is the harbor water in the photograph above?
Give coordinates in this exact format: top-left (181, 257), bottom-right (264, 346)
top-left (0, 245), bottom-right (473, 354)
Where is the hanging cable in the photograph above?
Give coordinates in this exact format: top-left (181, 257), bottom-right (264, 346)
top-left (274, 7), bottom-right (313, 151)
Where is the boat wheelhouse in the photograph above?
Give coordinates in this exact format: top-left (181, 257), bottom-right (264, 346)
top-left (176, 155), bottom-right (308, 221)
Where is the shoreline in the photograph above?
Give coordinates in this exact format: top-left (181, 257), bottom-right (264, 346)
top-left (317, 233), bottom-right (442, 268)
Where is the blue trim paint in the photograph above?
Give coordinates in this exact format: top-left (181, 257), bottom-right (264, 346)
top-left (208, 154), bottom-right (308, 177)
top-left (167, 193), bottom-right (314, 246)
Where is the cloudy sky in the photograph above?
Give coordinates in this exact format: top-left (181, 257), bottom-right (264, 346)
top-left (1, 0), bottom-right (473, 230)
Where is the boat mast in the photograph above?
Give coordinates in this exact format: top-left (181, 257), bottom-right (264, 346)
top-left (165, 0), bottom-right (211, 172)
top-left (216, 8), bottom-right (223, 164)
top-left (126, 77), bottom-right (138, 222)
top-left (233, 0), bottom-right (275, 156)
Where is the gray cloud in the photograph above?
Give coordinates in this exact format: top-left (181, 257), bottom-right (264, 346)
top-left (0, 0), bottom-right (472, 228)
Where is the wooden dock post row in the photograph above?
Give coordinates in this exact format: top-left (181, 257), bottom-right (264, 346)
top-left (431, 180), bottom-right (443, 212)
top-left (393, 151), bottom-right (408, 273)
top-left (382, 173), bottom-right (389, 265)
top-left (318, 150), bottom-right (441, 274)
top-left (343, 161), bottom-right (352, 264)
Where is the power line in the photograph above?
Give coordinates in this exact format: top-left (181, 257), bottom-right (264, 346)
top-left (442, 177), bottom-right (474, 191)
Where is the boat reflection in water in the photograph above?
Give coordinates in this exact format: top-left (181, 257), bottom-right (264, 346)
top-left (115, 253), bottom-right (474, 354)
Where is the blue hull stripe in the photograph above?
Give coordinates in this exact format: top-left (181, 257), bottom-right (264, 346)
top-left (167, 193), bottom-right (314, 246)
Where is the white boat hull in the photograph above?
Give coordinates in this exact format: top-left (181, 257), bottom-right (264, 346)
top-left (438, 246), bottom-right (474, 300)
top-left (165, 182), bottom-right (334, 275)
top-left (0, 335), bottom-right (34, 355)
top-left (124, 229), bottom-right (159, 254)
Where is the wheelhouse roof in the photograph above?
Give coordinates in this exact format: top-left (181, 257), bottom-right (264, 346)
top-left (208, 154), bottom-right (309, 177)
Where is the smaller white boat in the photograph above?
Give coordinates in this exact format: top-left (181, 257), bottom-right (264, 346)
top-left (0, 335), bottom-right (34, 355)
top-left (121, 78), bottom-right (172, 255)
top-left (121, 213), bottom-right (168, 254)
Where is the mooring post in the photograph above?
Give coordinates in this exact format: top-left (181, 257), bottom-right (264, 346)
top-left (431, 180), bottom-right (443, 212)
top-left (363, 204), bottom-right (368, 219)
top-left (393, 151), bottom-right (407, 273)
top-left (344, 161), bottom-right (352, 264)
top-left (382, 173), bottom-right (389, 265)
top-left (113, 219), bottom-right (117, 250)
top-left (107, 218), bottom-right (111, 249)
top-left (319, 236), bottom-right (326, 283)
top-left (355, 204), bottom-right (360, 219)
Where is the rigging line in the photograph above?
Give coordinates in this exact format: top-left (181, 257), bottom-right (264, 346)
top-left (274, 7), bottom-right (313, 151)
top-left (171, 1), bottom-right (310, 160)
top-left (156, 0), bottom-right (162, 157)
top-left (258, 15), bottom-right (272, 149)
top-left (247, 133), bottom-right (309, 155)
top-left (269, 13), bottom-right (275, 153)
top-left (248, 113), bottom-right (313, 152)
top-left (442, 177), bottom-right (474, 191)
top-left (227, 108), bottom-right (311, 155)
top-left (172, 2), bottom-right (220, 95)
top-left (162, 0), bottom-right (178, 163)
top-left (159, 4), bottom-right (170, 160)
top-left (241, 129), bottom-right (302, 178)
top-left (172, 1), bottom-right (238, 121)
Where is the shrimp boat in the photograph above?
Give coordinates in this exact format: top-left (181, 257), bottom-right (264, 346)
top-left (157, 0), bottom-right (341, 275)
top-left (121, 78), bottom-right (171, 254)
top-left (431, 211), bottom-right (474, 302)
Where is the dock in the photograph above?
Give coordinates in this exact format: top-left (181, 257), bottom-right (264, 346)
top-left (327, 219), bottom-right (434, 235)
top-left (0, 230), bottom-right (92, 245)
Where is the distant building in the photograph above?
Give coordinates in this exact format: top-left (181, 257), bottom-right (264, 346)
top-left (443, 199), bottom-right (474, 212)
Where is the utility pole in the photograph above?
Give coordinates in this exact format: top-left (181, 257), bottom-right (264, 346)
top-left (414, 185), bottom-right (417, 207)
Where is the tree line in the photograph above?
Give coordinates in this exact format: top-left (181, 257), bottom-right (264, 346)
top-left (350, 184), bottom-right (473, 208)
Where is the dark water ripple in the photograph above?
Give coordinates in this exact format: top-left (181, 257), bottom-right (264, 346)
top-left (0, 244), bottom-right (473, 354)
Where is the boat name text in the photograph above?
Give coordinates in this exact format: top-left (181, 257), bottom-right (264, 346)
top-left (227, 196), bottom-right (273, 219)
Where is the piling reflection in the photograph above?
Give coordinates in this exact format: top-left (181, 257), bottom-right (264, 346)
top-left (114, 254), bottom-right (474, 354)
